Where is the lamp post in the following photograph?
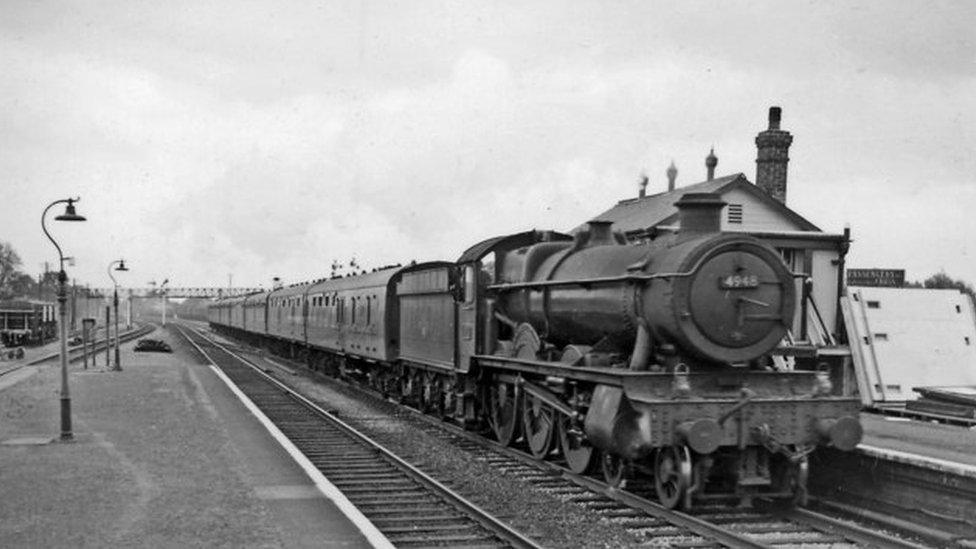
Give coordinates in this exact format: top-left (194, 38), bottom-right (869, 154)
top-left (160, 278), bottom-right (169, 326)
top-left (41, 197), bottom-right (86, 441)
top-left (107, 259), bottom-right (129, 371)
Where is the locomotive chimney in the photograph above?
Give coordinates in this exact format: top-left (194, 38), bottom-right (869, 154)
top-left (585, 220), bottom-right (617, 247)
top-left (675, 193), bottom-right (726, 234)
top-left (755, 106), bottom-right (793, 204)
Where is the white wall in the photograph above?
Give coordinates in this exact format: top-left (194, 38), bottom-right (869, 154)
top-left (810, 250), bottom-right (840, 337)
top-left (720, 187), bottom-right (799, 233)
top-left (843, 287), bottom-right (976, 403)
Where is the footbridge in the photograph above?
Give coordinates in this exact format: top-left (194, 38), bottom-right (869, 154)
top-left (88, 287), bottom-right (263, 299)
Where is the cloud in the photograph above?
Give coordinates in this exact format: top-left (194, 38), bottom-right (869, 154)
top-left (2, 2), bottom-right (975, 290)
top-left (159, 49), bottom-right (650, 285)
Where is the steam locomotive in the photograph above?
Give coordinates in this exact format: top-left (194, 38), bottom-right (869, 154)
top-left (210, 192), bottom-right (862, 509)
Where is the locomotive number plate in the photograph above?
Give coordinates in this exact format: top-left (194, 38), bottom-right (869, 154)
top-left (719, 274), bottom-right (759, 289)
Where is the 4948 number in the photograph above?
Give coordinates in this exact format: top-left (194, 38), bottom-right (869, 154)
top-left (719, 274), bottom-right (760, 289)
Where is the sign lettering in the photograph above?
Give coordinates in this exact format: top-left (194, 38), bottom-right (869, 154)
top-left (847, 268), bottom-right (905, 288)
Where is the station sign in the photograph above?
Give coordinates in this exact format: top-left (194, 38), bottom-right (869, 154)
top-left (847, 268), bottom-right (905, 288)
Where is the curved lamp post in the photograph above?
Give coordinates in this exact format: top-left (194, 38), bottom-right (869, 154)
top-left (107, 259), bottom-right (128, 371)
top-left (160, 278), bottom-right (169, 326)
top-left (41, 197), bottom-right (86, 441)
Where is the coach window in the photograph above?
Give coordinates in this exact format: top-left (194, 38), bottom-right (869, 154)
top-left (464, 265), bottom-right (475, 303)
top-left (481, 252), bottom-right (496, 285)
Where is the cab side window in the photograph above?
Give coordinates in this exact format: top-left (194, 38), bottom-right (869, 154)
top-left (464, 265), bottom-right (475, 304)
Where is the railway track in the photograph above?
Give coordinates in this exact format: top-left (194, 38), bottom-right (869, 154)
top-left (181, 323), bottom-right (938, 548)
top-left (0, 324), bottom-right (155, 378)
top-left (345, 399), bottom-right (932, 548)
top-left (176, 324), bottom-right (541, 549)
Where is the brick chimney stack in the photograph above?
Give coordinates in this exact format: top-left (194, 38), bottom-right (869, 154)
top-left (705, 147), bottom-right (717, 181)
top-left (638, 173), bottom-right (649, 198)
top-left (666, 160), bottom-right (677, 192)
top-left (755, 106), bottom-right (793, 203)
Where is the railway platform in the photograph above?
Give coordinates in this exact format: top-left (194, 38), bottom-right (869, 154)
top-left (857, 412), bottom-right (976, 474)
top-left (0, 325), bottom-right (378, 548)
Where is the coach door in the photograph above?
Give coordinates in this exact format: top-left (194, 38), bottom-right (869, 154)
top-left (336, 296), bottom-right (346, 351)
top-left (456, 262), bottom-right (478, 373)
top-left (301, 295), bottom-right (309, 347)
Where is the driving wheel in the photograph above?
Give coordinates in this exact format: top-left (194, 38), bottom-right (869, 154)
top-left (522, 394), bottom-right (555, 459)
top-left (558, 415), bottom-right (596, 474)
top-left (488, 380), bottom-right (521, 446)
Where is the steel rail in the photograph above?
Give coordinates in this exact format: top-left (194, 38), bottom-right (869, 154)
top-left (26, 324), bottom-right (155, 365)
top-left (776, 506), bottom-right (930, 549)
top-left (208, 331), bottom-right (770, 548)
top-left (431, 408), bottom-right (935, 549)
top-left (177, 324), bottom-right (542, 549)
top-left (198, 322), bottom-right (948, 548)
top-left (0, 324), bottom-right (154, 378)
top-left (310, 359), bottom-right (938, 548)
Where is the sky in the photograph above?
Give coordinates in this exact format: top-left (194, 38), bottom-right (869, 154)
top-left (1, 1), bottom-right (974, 291)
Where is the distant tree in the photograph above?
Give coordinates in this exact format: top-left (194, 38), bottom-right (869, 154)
top-left (0, 241), bottom-right (24, 299)
top-left (921, 271), bottom-right (975, 301)
top-left (35, 271), bottom-right (60, 301)
top-left (6, 272), bottom-right (38, 299)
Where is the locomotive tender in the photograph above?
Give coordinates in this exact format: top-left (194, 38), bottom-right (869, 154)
top-left (210, 192), bottom-right (862, 508)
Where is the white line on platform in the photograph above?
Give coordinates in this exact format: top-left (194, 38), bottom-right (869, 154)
top-left (181, 329), bottom-right (394, 549)
top-left (208, 363), bottom-right (396, 549)
top-left (858, 444), bottom-right (976, 478)
top-left (262, 356), bottom-right (297, 375)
